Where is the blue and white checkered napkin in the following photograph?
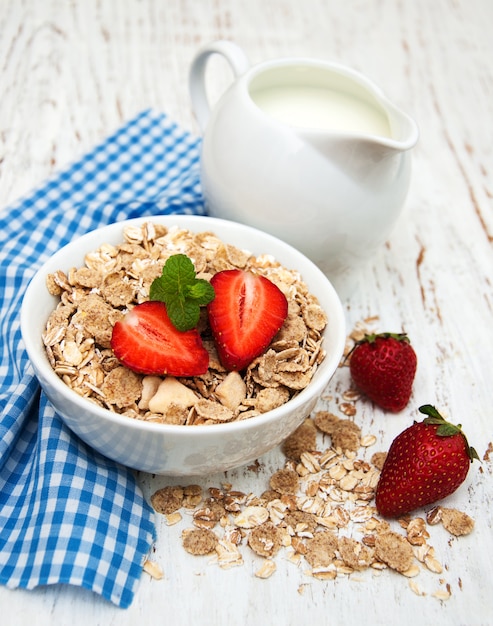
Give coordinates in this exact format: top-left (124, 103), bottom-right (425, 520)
top-left (0, 109), bottom-right (206, 608)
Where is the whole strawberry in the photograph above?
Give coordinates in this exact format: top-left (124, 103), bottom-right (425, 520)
top-left (349, 332), bottom-right (417, 412)
top-left (375, 405), bottom-right (479, 517)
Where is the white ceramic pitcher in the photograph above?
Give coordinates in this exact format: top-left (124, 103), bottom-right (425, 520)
top-left (189, 40), bottom-right (419, 296)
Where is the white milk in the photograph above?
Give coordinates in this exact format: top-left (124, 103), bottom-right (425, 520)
top-left (250, 84), bottom-right (391, 137)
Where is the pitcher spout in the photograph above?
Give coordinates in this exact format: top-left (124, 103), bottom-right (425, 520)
top-left (296, 95), bottom-right (419, 156)
top-left (294, 95), bottom-right (419, 185)
top-left (380, 97), bottom-right (419, 151)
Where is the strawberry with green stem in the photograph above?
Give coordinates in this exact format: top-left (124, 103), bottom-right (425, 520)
top-left (375, 404), bottom-right (479, 518)
top-left (349, 332), bottom-right (417, 412)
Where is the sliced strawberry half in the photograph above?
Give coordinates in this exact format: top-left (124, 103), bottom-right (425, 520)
top-left (111, 301), bottom-right (209, 376)
top-left (207, 269), bottom-right (288, 371)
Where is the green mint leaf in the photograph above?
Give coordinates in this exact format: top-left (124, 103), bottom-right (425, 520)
top-left (185, 279), bottom-right (215, 305)
top-left (149, 254), bottom-right (215, 331)
top-left (149, 278), bottom-right (168, 303)
top-left (165, 298), bottom-right (201, 332)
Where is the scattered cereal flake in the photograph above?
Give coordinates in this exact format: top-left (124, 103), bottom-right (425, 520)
top-left (401, 563), bottom-right (421, 578)
top-left (299, 451), bottom-right (321, 474)
top-left (304, 479), bottom-right (320, 498)
top-left (297, 494), bottom-right (325, 516)
top-left (319, 449), bottom-right (338, 468)
top-left (439, 507), bottom-right (475, 536)
top-left (330, 505), bottom-right (351, 527)
top-left (426, 506), bottom-right (443, 526)
top-left (370, 452), bottom-right (387, 471)
top-left (270, 468), bottom-right (300, 495)
top-left (353, 485), bottom-right (376, 503)
top-left (338, 536), bottom-right (373, 571)
top-left (360, 434), bottom-right (377, 447)
top-left (406, 517), bottom-right (430, 546)
top-left (413, 543), bottom-right (431, 563)
top-left (282, 418), bottom-right (317, 461)
top-left (339, 402), bottom-right (357, 417)
top-left (313, 411), bottom-right (340, 435)
top-left (215, 538), bottom-right (244, 568)
top-left (74, 293), bottom-right (115, 348)
top-left (432, 587), bottom-right (452, 601)
top-left (285, 509), bottom-right (318, 535)
top-left (255, 386), bottom-right (291, 412)
top-left (158, 403), bottom-right (189, 425)
top-left (342, 388), bottom-right (362, 402)
top-left (304, 531), bottom-right (338, 568)
top-left (223, 490), bottom-right (248, 512)
top-left (310, 564), bottom-right (338, 580)
top-left (424, 550), bottom-right (443, 574)
top-left (374, 531), bottom-right (414, 573)
top-left (182, 484), bottom-right (203, 508)
top-left (101, 272), bottom-right (136, 306)
top-left (483, 441), bottom-right (493, 462)
top-left (143, 559), bottom-right (164, 580)
top-left (248, 522), bottom-right (283, 557)
top-left (46, 271), bottom-right (67, 295)
top-left (193, 505), bottom-right (224, 529)
top-left (339, 472), bottom-right (359, 492)
top-left (151, 485), bottom-right (184, 515)
top-left (331, 420), bottom-right (361, 452)
top-left (255, 559), bottom-right (277, 579)
top-left (266, 498), bottom-right (289, 526)
top-left (182, 528), bottom-right (219, 555)
top-left (234, 506), bottom-right (269, 529)
top-left (164, 512), bottom-right (182, 526)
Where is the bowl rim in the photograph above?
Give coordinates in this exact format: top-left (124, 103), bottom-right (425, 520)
top-left (21, 214), bottom-right (346, 438)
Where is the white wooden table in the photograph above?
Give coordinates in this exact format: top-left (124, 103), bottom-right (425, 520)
top-left (1, 1), bottom-right (492, 624)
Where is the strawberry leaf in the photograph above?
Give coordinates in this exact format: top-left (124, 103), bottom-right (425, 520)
top-left (150, 254), bottom-right (215, 331)
top-left (420, 404), bottom-right (460, 433)
top-left (436, 423), bottom-right (463, 437)
top-left (418, 404), bottom-right (443, 421)
top-left (419, 404), bottom-right (480, 464)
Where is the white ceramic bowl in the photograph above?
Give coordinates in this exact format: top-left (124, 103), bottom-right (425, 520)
top-left (21, 215), bottom-right (346, 476)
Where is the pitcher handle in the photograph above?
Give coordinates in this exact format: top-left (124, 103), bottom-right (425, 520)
top-left (189, 40), bottom-right (250, 132)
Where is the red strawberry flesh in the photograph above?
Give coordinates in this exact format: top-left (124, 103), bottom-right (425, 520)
top-left (111, 301), bottom-right (209, 376)
top-left (208, 269), bottom-right (288, 371)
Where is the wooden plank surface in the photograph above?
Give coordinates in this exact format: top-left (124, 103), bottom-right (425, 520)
top-left (1, 1), bottom-right (492, 624)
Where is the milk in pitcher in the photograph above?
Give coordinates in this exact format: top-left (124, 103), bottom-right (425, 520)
top-left (250, 83), bottom-right (391, 137)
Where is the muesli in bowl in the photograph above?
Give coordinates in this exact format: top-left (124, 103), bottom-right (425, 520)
top-left (43, 221), bottom-right (328, 425)
top-left (21, 215), bottom-right (346, 475)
